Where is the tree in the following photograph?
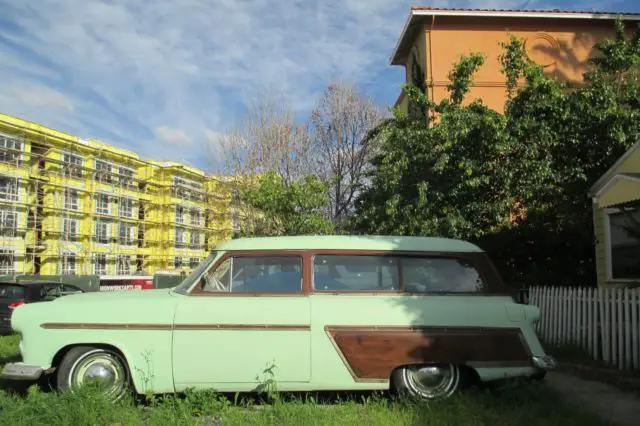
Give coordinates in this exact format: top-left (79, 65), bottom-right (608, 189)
top-left (217, 90), bottom-right (315, 184)
top-left (214, 90), bottom-right (317, 234)
top-left (238, 171), bottom-right (334, 237)
top-left (353, 53), bottom-right (519, 239)
top-left (309, 81), bottom-right (384, 225)
top-left (353, 20), bottom-right (640, 288)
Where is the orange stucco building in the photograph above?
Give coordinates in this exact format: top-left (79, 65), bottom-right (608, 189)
top-left (391, 7), bottom-right (640, 113)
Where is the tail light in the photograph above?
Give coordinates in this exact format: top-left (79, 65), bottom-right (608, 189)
top-left (8, 300), bottom-right (25, 310)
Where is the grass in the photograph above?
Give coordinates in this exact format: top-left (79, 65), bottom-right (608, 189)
top-left (0, 335), bottom-right (612, 426)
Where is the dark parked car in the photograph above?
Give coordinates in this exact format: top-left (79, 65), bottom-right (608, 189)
top-left (0, 281), bottom-right (84, 335)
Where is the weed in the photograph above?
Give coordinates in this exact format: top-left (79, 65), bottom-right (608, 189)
top-left (0, 334), bottom-right (612, 426)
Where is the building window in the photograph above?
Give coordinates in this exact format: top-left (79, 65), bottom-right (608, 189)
top-left (63, 188), bottom-right (80, 211)
top-left (61, 254), bottom-right (77, 275)
top-left (62, 153), bottom-right (83, 178)
top-left (190, 209), bottom-right (201, 227)
top-left (175, 205), bottom-right (185, 224)
top-left (607, 208), bottom-right (640, 280)
top-left (93, 253), bottom-right (107, 275)
top-left (0, 209), bottom-right (17, 237)
top-left (118, 222), bottom-right (135, 246)
top-left (62, 217), bottom-right (80, 242)
top-left (189, 257), bottom-right (200, 269)
top-left (118, 166), bottom-right (135, 188)
top-left (118, 198), bottom-right (134, 218)
top-left (172, 176), bottom-right (204, 201)
top-left (95, 193), bottom-right (111, 215)
top-left (175, 227), bottom-right (186, 248)
top-left (0, 134), bottom-right (23, 165)
top-left (174, 256), bottom-right (183, 270)
top-left (231, 211), bottom-right (240, 233)
top-left (189, 231), bottom-right (201, 249)
top-left (0, 177), bottom-right (19, 201)
top-left (0, 249), bottom-right (15, 274)
top-left (95, 160), bottom-right (112, 183)
top-left (116, 255), bottom-right (131, 275)
top-left (94, 220), bottom-right (111, 244)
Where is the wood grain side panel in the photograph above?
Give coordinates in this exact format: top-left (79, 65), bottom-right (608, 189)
top-left (325, 326), bottom-right (532, 381)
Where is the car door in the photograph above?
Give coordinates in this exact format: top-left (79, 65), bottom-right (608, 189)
top-left (172, 253), bottom-right (311, 390)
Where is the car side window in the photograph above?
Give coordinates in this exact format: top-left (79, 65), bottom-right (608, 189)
top-left (313, 255), bottom-right (399, 292)
top-left (231, 256), bottom-right (302, 293)
top-left (401, 257), bottom-right (485, 293)
top-left (41, 284), bottom-right (62, 300)
top-left (61, 284), bottom-right (83, 294)
top-left (201, 256), bottom-right (302, 293)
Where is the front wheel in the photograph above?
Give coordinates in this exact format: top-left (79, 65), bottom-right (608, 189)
top-left (392, 364), bottom-right (461, 400)
top-left (56, 346), bottom-right (131, 402)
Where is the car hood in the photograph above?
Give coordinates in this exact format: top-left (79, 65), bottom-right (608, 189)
top-left (11, 289), bottom-right (180, 333)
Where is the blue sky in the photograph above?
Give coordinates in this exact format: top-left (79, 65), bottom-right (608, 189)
top-left (0, 0), bottom-right (637, 171)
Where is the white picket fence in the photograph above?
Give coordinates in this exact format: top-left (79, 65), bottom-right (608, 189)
top-left (527, 286), bottom-right (640, 370)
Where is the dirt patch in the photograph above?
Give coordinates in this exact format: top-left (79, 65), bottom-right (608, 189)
top-left (557, 362), bottom-right (640, 396)
top-left (546, 372), bottom-right (640, 426)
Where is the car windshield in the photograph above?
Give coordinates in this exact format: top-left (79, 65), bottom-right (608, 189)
top-left (172, 251), bottom-right (220, 295)
top-left (0, 284), bottom-right (27, 300)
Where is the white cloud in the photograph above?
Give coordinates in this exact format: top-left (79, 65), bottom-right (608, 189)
top-left (0, 0), bottom-right (618, 168)
top-left (154, 126), bottom-right (192, 145)
top-left (8, 85), bottom-right (73, 111)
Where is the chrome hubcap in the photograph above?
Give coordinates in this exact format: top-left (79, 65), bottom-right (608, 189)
top-left (404, 364), bottom-right (458, 399)
top-left (69, 351), bottom-right (127, 400)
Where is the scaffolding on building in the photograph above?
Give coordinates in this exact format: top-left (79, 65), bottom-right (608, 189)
top-left (0, 115), bottom-right (234, 277)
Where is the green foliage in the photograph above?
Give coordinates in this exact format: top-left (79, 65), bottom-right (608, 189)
top-left (445, 53), bottom-right (485, 106)
top-left (408, 48), bottom-right (428, 119)
top-left (354, 19), bottom-right (640, 288)
top-left (238, 171), bottom-right (334, 237)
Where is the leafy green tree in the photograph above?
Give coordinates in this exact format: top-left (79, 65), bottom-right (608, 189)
top-left (353, 20), bottom-right (640, 288)
top-left (237, 171), bottom-right (334, 237)
top-left (353, 52), bottom-right (517, 239)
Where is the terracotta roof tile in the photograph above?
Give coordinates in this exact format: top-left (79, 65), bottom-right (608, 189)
top-left (410, 6), bottom-right (640, 16)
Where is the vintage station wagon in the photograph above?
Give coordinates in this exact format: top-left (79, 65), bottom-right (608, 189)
top-left (2, 236), bottom-right (555, 401)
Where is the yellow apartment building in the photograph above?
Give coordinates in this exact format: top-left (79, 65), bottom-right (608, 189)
top-left (0, 113), bottom-right (234, 277)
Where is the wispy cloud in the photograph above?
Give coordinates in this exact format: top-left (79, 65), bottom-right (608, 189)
top-left (8, 85), bottom-right (73, 111)
top-left (0, 0), bottom-right (633, 168)
top-left (154, 126), bottom-right (192, 145)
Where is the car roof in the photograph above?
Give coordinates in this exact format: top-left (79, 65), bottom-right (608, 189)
top-left (215, 235), bottom-right (483, 253)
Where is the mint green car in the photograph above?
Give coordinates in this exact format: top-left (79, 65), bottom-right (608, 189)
top-left (1, 236), bottom-right (555, 401)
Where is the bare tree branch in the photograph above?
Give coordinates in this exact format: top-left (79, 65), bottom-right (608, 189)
top-left (309, 81), bottom-right (385, 223)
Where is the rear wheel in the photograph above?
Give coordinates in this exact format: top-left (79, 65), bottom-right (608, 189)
top-left (56, 346), bottom-right (131, 402)
top-left (392, 364), bottom-right (461, 400)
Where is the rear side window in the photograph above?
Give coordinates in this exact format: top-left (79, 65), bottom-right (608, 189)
top-left (402, 257), bottom-right (485, 293)
top-left (313, 255), bottom-right (399, 291)
top-left (0, 284), bottom-right (26, 300)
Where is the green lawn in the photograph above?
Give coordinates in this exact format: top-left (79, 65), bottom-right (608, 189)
top-left (0, 335), bottom-right (610, 426)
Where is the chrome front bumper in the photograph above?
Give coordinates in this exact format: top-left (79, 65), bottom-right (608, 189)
top-left (1, 363), bottom-right (44, 380)
top-left (532, 355), bottom-right (557, 370)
